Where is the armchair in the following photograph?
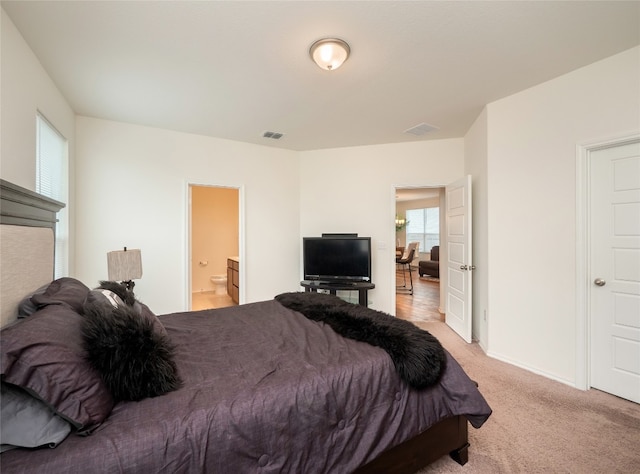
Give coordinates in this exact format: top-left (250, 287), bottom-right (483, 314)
top-left (418, 245), bottom-right (440, 278)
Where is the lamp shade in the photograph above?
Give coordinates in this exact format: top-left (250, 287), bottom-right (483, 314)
top-left (309, 38), bottom-right (350, 71)
top-left (107, 249), bottom-right (142, 281)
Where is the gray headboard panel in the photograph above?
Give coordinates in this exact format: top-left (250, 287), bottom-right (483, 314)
top-left (1, 179), bottom-right (64, 228)
top-left (0, 179), bottom-right (65, 327)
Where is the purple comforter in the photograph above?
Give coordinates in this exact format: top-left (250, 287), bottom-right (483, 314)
top-left (1, 299), bottom-right (491, 473)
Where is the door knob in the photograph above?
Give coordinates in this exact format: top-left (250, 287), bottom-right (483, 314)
top-left (460, 265), bottom-right (468, 270)
top-left (594, 278), bottom-right (606, 287)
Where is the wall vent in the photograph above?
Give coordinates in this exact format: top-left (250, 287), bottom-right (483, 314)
top-left (403, 122), bottom-right (438, 136)
top-left (263, 131), bottom-right (284, 140)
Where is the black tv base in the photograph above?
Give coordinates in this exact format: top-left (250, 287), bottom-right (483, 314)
top-left (300, 280), bottom-right (375, 307)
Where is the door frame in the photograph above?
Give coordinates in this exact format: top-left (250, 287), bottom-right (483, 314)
top-left (185, 181), bottom-right (245, 311)
top-left (392, 184), bottom-right (447, 316)
top-left (575, 133), bottom-right (640, 390)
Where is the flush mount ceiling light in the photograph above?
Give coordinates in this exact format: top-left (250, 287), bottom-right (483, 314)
top-left (309, 38), bottom-right (350, 71)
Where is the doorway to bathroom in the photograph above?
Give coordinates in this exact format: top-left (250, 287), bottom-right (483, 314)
top-left (190, 184), bottom-right (240, 311)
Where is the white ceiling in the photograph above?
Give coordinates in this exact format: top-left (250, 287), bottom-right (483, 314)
top-left (3, 1), bottom-right (639, 151)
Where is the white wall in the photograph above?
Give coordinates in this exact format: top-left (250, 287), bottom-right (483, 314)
top-left (485, 46), bottom-right (640, 386)
top-left (299, 139), bottom-right (464, 314)
top-left (0, 8), bottom-right (77, 270)
top-left (75, 117), bottom-right (300, 314)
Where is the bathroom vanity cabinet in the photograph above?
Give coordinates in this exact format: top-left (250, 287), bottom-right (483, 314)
top-left (227, 257), bottom-right (239, 304)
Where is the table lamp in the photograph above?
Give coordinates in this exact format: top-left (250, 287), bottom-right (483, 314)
top-left (107, 247), bottom-right (142, 291)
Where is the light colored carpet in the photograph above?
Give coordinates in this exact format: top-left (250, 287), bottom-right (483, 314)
top-left (413, 321), bottom-right (640, 473)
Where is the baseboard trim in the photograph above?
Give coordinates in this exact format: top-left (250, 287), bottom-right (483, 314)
top-left (486, 350), bottom-right (577, 389)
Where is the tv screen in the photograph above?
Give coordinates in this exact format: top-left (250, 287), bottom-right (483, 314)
top-left (303, 236), bottom-right (372, 283)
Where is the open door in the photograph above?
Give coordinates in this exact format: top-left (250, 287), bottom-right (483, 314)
top-left (445, 176), bottom-right (473, 342)
top-left (589, 140), bottom-right (640, 403)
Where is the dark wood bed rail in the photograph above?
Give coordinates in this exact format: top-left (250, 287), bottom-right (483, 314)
top-left (356, 415), bottom-right (469, 473)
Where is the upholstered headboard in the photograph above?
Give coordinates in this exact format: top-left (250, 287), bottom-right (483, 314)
top-left (0, 179), bottom-right (65, 327)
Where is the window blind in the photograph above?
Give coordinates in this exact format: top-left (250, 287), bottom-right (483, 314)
top-left (36, 114), bottom-right (68, 278)
top-left (406, 207), bottom-right (440, 251)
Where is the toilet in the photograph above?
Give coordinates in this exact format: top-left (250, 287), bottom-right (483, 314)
top-left (210, 275), bottom-right (227, 295)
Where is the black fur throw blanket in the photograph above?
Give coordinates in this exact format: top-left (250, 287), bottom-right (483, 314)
top-left (81, 281), bottom-right (181, 401)
top-left (275, 292), bottom-right (446, 389)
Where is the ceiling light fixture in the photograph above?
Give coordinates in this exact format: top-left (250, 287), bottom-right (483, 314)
top-left (309, 38), bottom-right (350, 71)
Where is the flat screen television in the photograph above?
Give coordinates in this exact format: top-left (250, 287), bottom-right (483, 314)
top-left (303, 236), bottom-right (372, 283)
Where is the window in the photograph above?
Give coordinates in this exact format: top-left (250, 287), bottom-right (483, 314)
top-left (406, 207), bottom-right (439, 252)
top-left (36, 113), bottom-right (68, 278)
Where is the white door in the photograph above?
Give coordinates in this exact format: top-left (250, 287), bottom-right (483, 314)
top-left (590, 140), bottom-right (640, 404)
top-left (445, 176), bottom-right (473, 343)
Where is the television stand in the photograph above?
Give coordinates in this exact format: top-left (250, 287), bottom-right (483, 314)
top-left (300, 280), bottom-right (375, 307)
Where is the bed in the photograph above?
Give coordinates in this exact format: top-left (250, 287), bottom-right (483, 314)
top-left (0, 179), bottom-right (491, 473)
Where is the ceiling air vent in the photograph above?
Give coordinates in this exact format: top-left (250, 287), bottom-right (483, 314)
top-left (263, 131), bottom-right (284, 140)
top-left (403, 122), bottom-right (438, 136)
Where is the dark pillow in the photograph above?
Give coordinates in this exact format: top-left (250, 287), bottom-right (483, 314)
top-left (96, 280), bottom-right (136, 306)
top-left (87, 282), bottom-right (168, 336)
top-left (1, 381), bottom-right (72, 452)
top-left (82, 301), bottom-right (181, 402)
top-left (30, 277), bottom-right (91, 314)
top-left (84, 289), bottom-right (125, 310)
top-left (17, 284), bottom-right (49, 318)
top-left (137, 301), bottom-right (168, 336)
top-left (0, 304), bottom-right (114, 433)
